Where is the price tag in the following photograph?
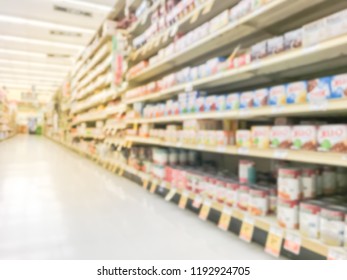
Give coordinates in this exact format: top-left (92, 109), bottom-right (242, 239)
top-left (239, 216), bottom-right (255, 242)
top-left (117, 168), bottom-right (124, 177)
top-left (271, 106), bottom-right (284, 114)
top-left (238, 147), bottom-right (249, 155)
top-left (265, 226), bottom-right (284, 257)
top-left (192, 195), bottom-right (203, 208)
top-left (217, 146), bottom-right (227, 153)
top-left (302, 44), bottom-right (318, 55)
top-left (190, 9), bottom-right (200, 24)
top-left (178, 190), bottom-right (189, 209)
top-left (218, 206), bottom-right (233, 231)
top-left (133, 122), bottom-right (139, 131)
top-left (327, 248), bottom-right (347, 260)
top-left (197, 144), bottom-right (205, 150)
top-left (199, 200), bottom-right (212, 220)
top-left (165, 188), bottom-right (177, 201)
top-left (284, 232), bottom-right (301, 255)
top-left (149, 181), bottom-right (157, 194)
top-left (309, 101), bottom-right (327, 112)
top-left (185, 83), bottom-right (193, 92)
top-left (202, 0), bottom-right (215, 15)
top-left (170, 24), bottom-right (179, 38)
top-left (273, 149), bottom-right (288, 159)
top-left (143, 179), bottom-right (149, 190)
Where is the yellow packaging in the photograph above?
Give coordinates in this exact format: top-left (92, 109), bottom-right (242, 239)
top-left (251, 126), bottom-right (271, 148)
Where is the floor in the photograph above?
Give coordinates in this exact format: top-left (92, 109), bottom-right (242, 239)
top-left (0, 135), bottom-right (277, 260)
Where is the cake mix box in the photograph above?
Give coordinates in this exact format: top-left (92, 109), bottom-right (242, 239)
top-left (302, 18), bottom-right (327, 47)
top-left (330, 73), bottom-right (347, 99)
top-left (317, 125), bottom-right (347, 152)
top-left (286, 81), bottom-right (307, 104)
top-left (251, 126), bottom-right (270, 149)
top-left (307, 77), bottom-right (332, 103)
top-left (268, 85), bottom-right (286, 106)
top-left (291, 125), bottom-right (317, 151)
top-left (216, 95), bottom-right (226, 111)
top-left (226, 93), bottom-right (240, 110)
top-left (253, 88), bottom-right (269, 107)
top-left (236, 130), bottom-right (252, 147)
top-left (270, 126), bottom-right (292, 149)
top-left (204, 95), bottom-right (217, 112)
top-left (267, 36), bottom-right (284, 55)
top-left (284, 28), bottom-right (303, 50)
top-left (240, 91), bottom-right (254, 109)
top-left (251, 40), bottom-right (267, 61)
top-left (194, 96), bottom-right (205, 113)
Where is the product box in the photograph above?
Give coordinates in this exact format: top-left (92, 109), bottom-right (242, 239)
top-left (278, 168), bottom-right (302, 201)
top-left (270, 126), bottom-right (292, 149)
top-left (320, 206), bottom-right (347, 246)
top-left (236, 130), bottom-right (252, 147)
top-left (216, 131), bottom-right (231, 146)
top-left (299, 200), bottom-right (322, 239)
top-left (209, 11), bottom-right (229, 33)
top-left (303, 18), bottom-right (327, 47)
top-left (286, 81), bottom-right (307, 104)
top-left (307, 77), bottom-right (332, 103)
top-left (194, 96), bottom-right (205, 113)
top-left (204, 95), bottom-right (217, 112)
top-left (251, 40), bottom-right (267, 61)
top-left (291, 125), bottom-right (317, 151)
top-left (251, 126), bottom-right (270, 149)
top-left (249, 188), bottom-right (269, 216)
top-left (226, 93), bottom-right (240, 110)
top-left (216, 95), bottom-right (226, 111)
top-left (240, 91), bottom-right (254, 109)
top-left (172, 101), bottom-right (180, 115)
top-left (267, 36), bottom-right (284, 55)
top-left (330, 73), bottom-right (347, 99)
top-left (325, 10), bottom-right (347, 40)
top-left (178, 93), bottom-right (188, 114)
top-left (253, 88), bottom-right (269, 107)
top-left (268, 85), bottom-right (286, 106)
top-left (317, 125), bottom-right (347, 152)
top-left (284, 28), bottom-right (303, 50)
top-left (277, 199), bottom-right (299, 229)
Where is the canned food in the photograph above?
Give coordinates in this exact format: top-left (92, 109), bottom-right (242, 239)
top-left (237, 184), bottom-right (250, 211)
top-left (248, 187), bottom-right (269, 216)
top-left (322, 166), bottom-right (337, 195)
top-left (301, 168), bottom-right (317, 199)
top-left (277, 199), bottom-right (299, 229)
top-left (278, 168), bottom-right (302, 200)
top-left (320, 205), bottom-right (347, 246)
top-left (299, 200), bottom-right (322, 238)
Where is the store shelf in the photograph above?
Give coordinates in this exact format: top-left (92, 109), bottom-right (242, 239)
top-left (126, 136), bottom-right (347, 167)
top-left (129, 0), bottom-right (334, 83)
top-left (125, 33), bottom-right (347, 104)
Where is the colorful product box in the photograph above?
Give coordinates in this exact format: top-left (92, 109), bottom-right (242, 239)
top-left (251, 126), bottom-right (270, 149)
top-left (270, 126), bottom-right (292, 149)
top-left (195, 96), bottom-right (205, 113)
top-left (284, 28), bottom-right (303, 50)
top-left (317, 125), bottom-right (347, 152)
top-left (226, 93), bottom-right (240, 110)
top-left (307, 77), bottom-right (332, 103)
top-left (240, 91), bottom-right (254, 109)
top-left (253, 88), bottom-right (269, 107)
top-left (251, 40), bottom-right (267, 61)
top-left (204, 95), bottom-right (217, 112)
top-left (330, 74), bottom-right (347, 99)
top-left (267, 36), bottom-right (284, 55)
top-left (291, 125), bottom-right (317, 151)
top-left (236, 130), bottom-right (252, 147)
top-left (286, 81), bottom-right (307, 104)
top-left (216, 95), bottom-right (226, 111)
top-left (268, 85), bottom-right (286, 106)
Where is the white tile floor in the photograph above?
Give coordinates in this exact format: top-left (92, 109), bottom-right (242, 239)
top-left (0, 135), bottom-right (278, 260)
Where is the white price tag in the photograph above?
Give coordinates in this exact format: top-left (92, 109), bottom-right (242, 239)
top-left (284, 232), bottom-right (301, 255)
top-left (176, 142), bottom-right (182, 148)
top-left (217, 146), bottom-right (227, 152)
top-left (271, 106), bottom-right (284, 114)
top-left (328, 248), bottom-right (347, 260)
top-left (309, 100), bottom-right (327, 111)
top-left (223, 206), bottom-right (233, 216)
top-left (273, 149), bottom-right (288, 159)
top-left (238, 147), bottom-right (249, 155)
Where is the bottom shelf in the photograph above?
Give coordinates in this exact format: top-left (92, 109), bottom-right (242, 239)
top-left (46, 135), bottom-right (347, 260)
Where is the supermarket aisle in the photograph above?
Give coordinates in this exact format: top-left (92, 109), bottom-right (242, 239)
top-left (0, 135), bottom-right (276, 260)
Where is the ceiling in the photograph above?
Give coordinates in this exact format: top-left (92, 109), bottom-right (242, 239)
top-left (0, 0), bottom-right (119, 103)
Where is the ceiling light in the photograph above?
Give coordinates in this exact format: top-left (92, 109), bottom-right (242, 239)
top-left (0, 15), bottom-right (94, 34)
top-left (54, 0), bottom-right (114, 12)
top-left (0, 67), bottom-right (66, 77)
top-left (0, 58), bottom-right (69, 69)
top-left (0, 49), bottom-right (46, 58)
top-left (0, 35), bottom-right (83, 49)
top-left (0, 74), bottom-right (63, 82)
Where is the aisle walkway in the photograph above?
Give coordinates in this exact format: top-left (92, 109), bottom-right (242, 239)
top-left (0, 135), bottom-right (276, 259)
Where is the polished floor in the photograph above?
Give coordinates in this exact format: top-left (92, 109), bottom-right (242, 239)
top-left (0, 135), bottom-right (276, 259)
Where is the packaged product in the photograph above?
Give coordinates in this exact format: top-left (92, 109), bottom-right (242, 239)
top-left (251, 126), bottom-right (270, 149)
top-left (239, 160), bottom-right (256, 184)
top-left (267, 36), bottom-right (284, 55)
top-left (195, 96), bottom-right (205, 113)
top-left (320, 205), bottom-right (347, 246)
top-left (270, 126), bottom-right (292, 149)
top-left (216, 131), bottom-right (231, 146)
top-left (269, 187), bottom-right (277, 213)
top-left (236, 130), bottom-right (252, 148)
top-left (240, 91), bottom-right (254, 109)
top-left (253, 88), bottom-right (269, 107)
top-left (251, 40), bottom-right (267, 61)
top-left (268, 85), bottom-right (286, 106)
top-left (299, 200), bottom-right (322, 238)
top-left (232, 53), bottom-right (251, 68)
top-left (178, 93), bottom-right (188, 113)
top-left (322, 166), bottom-right (337, 195)
top-left (226, 93), bottom-right (240, 110)
top-left (248, 187), bottom-right (269, 216)
top-left (277, 199), bottom-right (299, 229)
top-left (302, 18), bottom-right (327, 47)
top-left (286, 81), bottom-right (307, 104)
top-left (284, 28), bottom-right (302, 50)
top-left (209, 11), bottom-right (229, 33)
top-left (216, 95), bottom-right (226, 111)
top-left (301, 168), bottom-right (317, 199)
top-left (291, 125), bottom-right (317, 151)
top-left (307, 76), bottom-right (332, 103)
top-left (229, 0), bottom-right (252, 22)
top-left (237, 184), bottom-right (251, 211)
top-left (325, 10), bottom-right (347, 40)
top-left (278, 168), bottom-right (302, 201)
top-left (206, 57), bottom-right (227, 76)
top-left (152, 148), bottom-right (169, 165)
top-left (225, 180), bottom-right (239, 207)
top-left (204, 95), bottom-right (217, 112)
top-left (317, 124), bottom-right (347, 152)
top-left (172, 101), bottom-right (180, 115)
top-left (330, 73), bottom-right (347, 99)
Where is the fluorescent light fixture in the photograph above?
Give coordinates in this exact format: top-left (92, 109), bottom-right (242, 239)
top-left (55, 0), bottom-right (114, 12)
top-left (0, 35), bottom-right (83, 49)
top-left (0, 15), bottom-right (94, 34)
top-left (0, 58), bottom-right (69, 70)
top-left (0, 48), bottom-right (46, 58)
top-left (0, 67), bottom-right (66, 77)
top-left (0, 78), bottom-right (61, 86)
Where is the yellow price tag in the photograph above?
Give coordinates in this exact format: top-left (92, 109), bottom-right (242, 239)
top-left (117, 168), bottom-right (124, 177)
top-left (178, 191), bottom-right (189, 209)
top-left (149, 182), bottom-right (157, 194)
top-left (199, 200), bottom-right (212, 220)
top-left (239, 216), bottom-right (255, 242)
top-left (143, 179), bottom-right (149, 190)
top-left (165, 188), bottom-right (176, 201)
top-left (190, 9), bottom-right (200, 24)
top-left (202, 0), bottom-right (215, 15)
top-left (265, 226), bottom-right (284, 257)
top-left (218, 207), bottom-right (233, 231)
